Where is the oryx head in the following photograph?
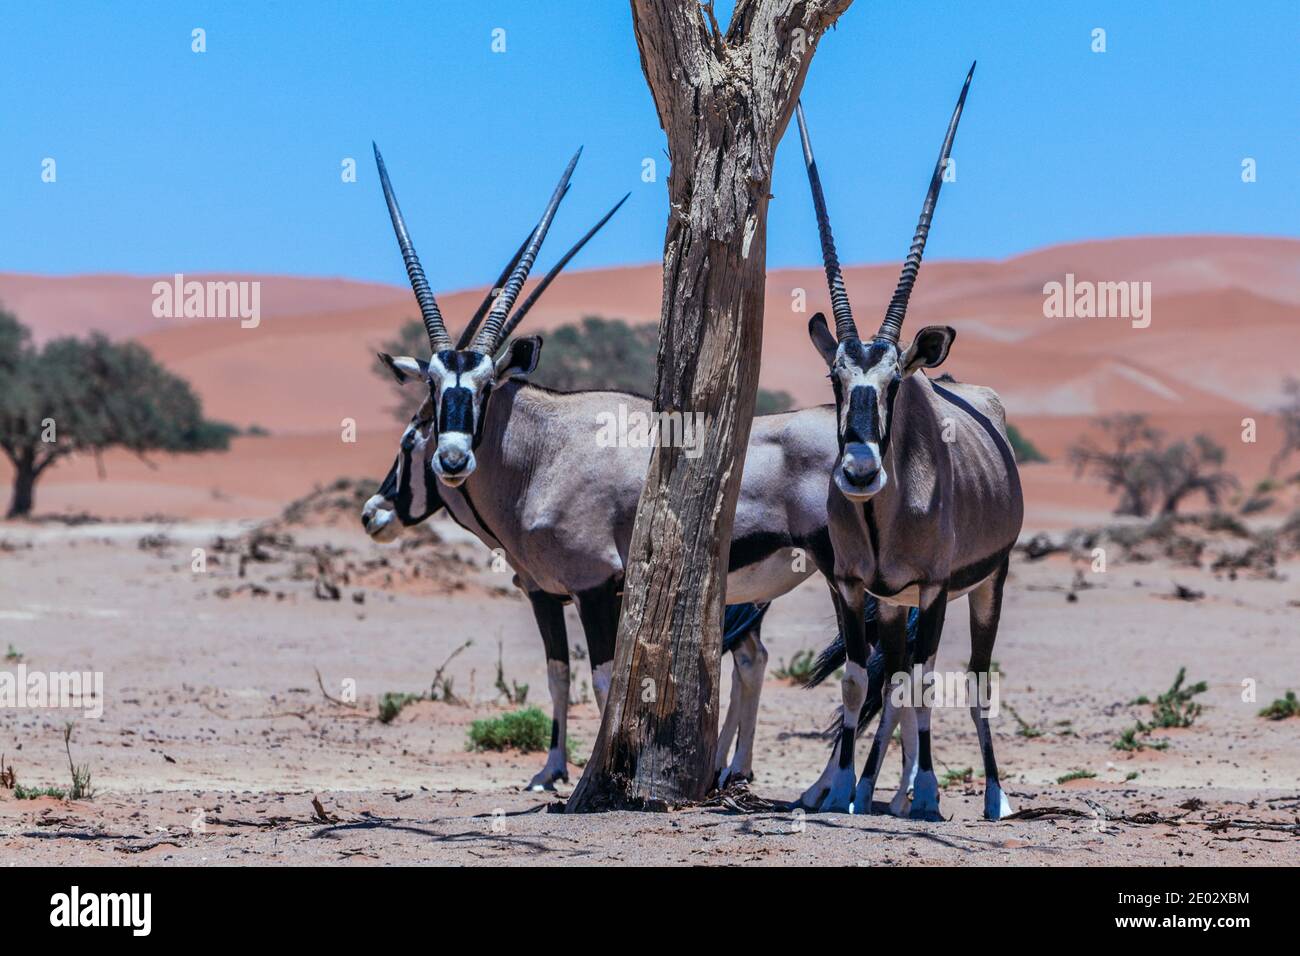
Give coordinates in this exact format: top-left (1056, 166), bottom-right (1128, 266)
top-left (362, 395), bottom-right (439, 541)
top-left (799, 64), bottom-right (973, 501)
top-left (370, 143), bottom-right (626, 490)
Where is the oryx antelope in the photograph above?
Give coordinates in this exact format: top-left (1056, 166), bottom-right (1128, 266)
top-left (795, 64), bottom-right (1025, 821)
top-left (359, 143), bottom-right (911, 791)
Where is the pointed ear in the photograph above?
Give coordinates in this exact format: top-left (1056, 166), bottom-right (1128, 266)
top-left (807, 312), bottom-right (838, 367)
top-left (378, 353), bottom-right (428, 384)
top-left (901, 326), bottom-right (956, 376)
top-left (495, 336), bottom-right (543, 384)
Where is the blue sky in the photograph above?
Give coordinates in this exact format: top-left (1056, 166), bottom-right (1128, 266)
top-left (2, 1), bottom-right (1295, 290)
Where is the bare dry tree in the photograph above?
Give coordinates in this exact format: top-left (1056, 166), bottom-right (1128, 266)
top-left (1271, 376), bottom-right (1300, 475)
top-left (1070, 415), bottom-right (1237, 517)
top-left (1069, 414), bottom-right (1164, 517)
top-left (1152, 434), bottom-right (1237, 515)
top-left (567, 0), bottom-right (854, 811)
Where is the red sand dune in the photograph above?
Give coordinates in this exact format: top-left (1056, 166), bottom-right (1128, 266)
top-left (2, 235), bottom-right (1296, 526)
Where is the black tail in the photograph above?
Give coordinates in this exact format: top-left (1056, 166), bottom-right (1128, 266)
top-left (803, 597), bottom-right (920, 741)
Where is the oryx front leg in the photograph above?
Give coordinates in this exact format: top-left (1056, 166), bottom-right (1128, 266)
top-left (717, 631), bottom-right (768, 788)
top-left (969, 561), bottom-right (1014, 820)
top-left (524, 592), bottom-right (571, 791)
top-left (576, 580), bottom-right (620, 715)
top-left (854, 602), bottom-right (909, 814)
top-left (906, 591), bottom-right (949, 821)
top-left (818, 580), bottom-right (867, 812)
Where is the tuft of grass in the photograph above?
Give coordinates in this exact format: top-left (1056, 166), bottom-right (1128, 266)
top-left (1124, 771), bottom-right (1140, 781)
top-left (939, 767), bottom-right (974, 789)
top-left (14, 784), bottom-right (66, 800)
top-left (1148, 667), bottom-right (1207, 729)
top-left (1114, 667), bottom-right (1206, 750)
top-left (467, 706), bottom-right (550, 753)
top-left (773, 649), bottom-right (817, 683)
top-left (1004, 704), bottom-right (1042, 738)
top-left (494, 641), bottom-right (529, 705)
top-left (1056, 768), bottom-right (1096, 784)
top-left (1259, 690), bottom-right (1299, 721)
top-left (4, 644), bottom-right (21, 662)
top-left (378, 691), bottom-right (423, 724)
top-left (64, 723), bottom-right (94, 801)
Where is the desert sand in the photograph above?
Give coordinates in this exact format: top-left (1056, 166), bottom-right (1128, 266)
top-left (1, 236), bottom-right (1297, 865)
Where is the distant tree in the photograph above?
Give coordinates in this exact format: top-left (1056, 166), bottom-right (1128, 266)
top-left (377, 315), bottom-right (794, 417)
top-left (0, 310), bottom-right (232, 518)
top-left (1006, 423), bottom-right (1047, 464)
top-left (1069, 414), bottom-right (1236, 517)
top-left (1272, 376), bottom-right (1300, 475)
top-left (1069, 414), bottom-right (1162, 516)
top-left (1151, 433), bottom-right (1238, 515)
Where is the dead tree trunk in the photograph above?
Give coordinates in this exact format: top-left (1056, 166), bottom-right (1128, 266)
top-left (568, 0), bottom-right (854, 811)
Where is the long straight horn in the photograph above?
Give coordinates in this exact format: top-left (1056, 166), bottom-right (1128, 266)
top-left (878, 61), bottom-right (975, 345)
top-left (472, 148), bottom-right (582, 353)
top-left (373, 142), bottom-right (451, 352)
top-left (796, 101), bottom-right (858, 342)
top-left (456, 231), bottom-right (532, 350)
top-left (495, 192), bottom-right (630, 348)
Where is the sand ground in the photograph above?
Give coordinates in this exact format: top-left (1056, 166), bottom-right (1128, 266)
top-left (0, 514), bottom-right (1296, 865)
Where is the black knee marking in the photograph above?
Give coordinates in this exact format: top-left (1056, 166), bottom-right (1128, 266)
top-left (526, 591), bottom-right (569, 665)
top-left (978, 720), bottom-right (1000, 782)
top-left (837, 727), bottom-right (855, 769)
top-left (832, 586), bottom-right (868, 667)
top-left (912, 596), bottom-right (948, 667)
top-left (863, 737), bottom-right (883, 779)
top-left (576, 579), bottom-right (621, 667)
top-left (917, 728), bottom-right (932, 772)
top-left (550, 719), bottom-right (560, 750)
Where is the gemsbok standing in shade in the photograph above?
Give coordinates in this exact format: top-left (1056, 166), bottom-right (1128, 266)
top-left (794, 64), bottom-right (1025, 820)
top-left (360, 142), bottom-right (913, 791)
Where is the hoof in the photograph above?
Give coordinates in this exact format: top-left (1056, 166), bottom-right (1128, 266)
top-left (888, 787), bottom-right (913, 818)
top-left (524, 757), bottom-right (569, 793)
top-left (716, 766), bottom-right (752, 790)
top-left (984, 782), bottom-right (1014, 821)
top-left (852, 778), bottom-right (878, 815)
top-left (818, 768), bottom-right (856, 813)
top-left (908, 771), bottom-right (942, 822)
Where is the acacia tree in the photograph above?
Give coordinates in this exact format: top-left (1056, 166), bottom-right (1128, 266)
top-left (0, 310), bottom-right (231, 517)
top-left (568, 0), bottom-right (853, 811)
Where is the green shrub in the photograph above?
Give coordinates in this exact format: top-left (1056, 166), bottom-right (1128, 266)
top-left (467, 707), bottom-right (551, 753)
top-left (1259, 691), bottom-right (1299, 721)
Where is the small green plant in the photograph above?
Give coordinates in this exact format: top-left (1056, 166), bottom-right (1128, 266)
top-left (430, 639), bottom-right (472, 704)
top-left (1056, 768), bottom-right (1096, 784)
top-left (1113, 724), bottom-right (1169, 752)
top-left (378, 691), bottom-right (423, 724)
top-left (4, 644), bottom-right (21, 662)
top-left (1259, 690), bottom-right (1299, 721)
top-left (467, 707), bottom-right (551, 753)
top-left (939, 767), bottom-right (973, 789)
top-left (1124, 771), bottom-right (1140, 781)
top-left (14, 784), bottom-right (66, 800)
top-left (1004, 703), bottom-right (1042, 738)
top-left (566, 736), bottom-right (587, 767)
top-left (1148, 667), bottom-right (1207, 729)
top-left (494, 641), bottom-right (529, 705)
top-left (1115, 667), bottom-right (1206, 749)
top-left (773, 649), bottom-right (817, 683)
top-left (64, 723), bottom-right (94, 801)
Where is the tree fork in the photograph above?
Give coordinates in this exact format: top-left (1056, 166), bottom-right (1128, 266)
top-left (568, 0), bottom-right (853, 811)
